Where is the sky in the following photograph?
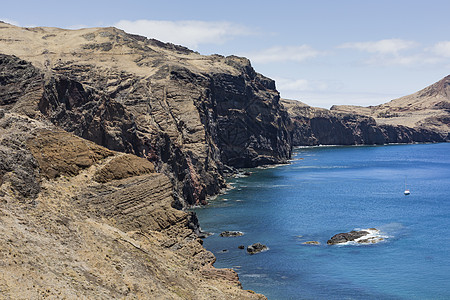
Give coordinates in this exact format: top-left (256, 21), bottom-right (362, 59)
top-left (2, 0), bottom-right (450, 108)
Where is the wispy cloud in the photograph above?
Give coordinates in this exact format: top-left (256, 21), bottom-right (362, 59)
top-left (245, 45), bottom-right (323, 64)
top-left (114, 20), bottom-right (254, 49)
top-left (429, 41), bottom-right (450, 58)
top-left (275, 77), bottom-right (333, 92)
top-left (337, 38), bottom-right (450, 67)
top-left (338, 39), bottom-right (418, 55)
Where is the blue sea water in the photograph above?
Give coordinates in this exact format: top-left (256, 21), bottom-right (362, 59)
top-left (193, 143), bottom-right (450, 300)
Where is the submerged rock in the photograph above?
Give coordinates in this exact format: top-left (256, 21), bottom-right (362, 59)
top-left (327, 228), bottom-right (383, 245)
top-left (303, 241), bottom-right (320, 245)
top-left (247, 243), bottom-right (268, 254)
top-left (220, 231), bottom-right (244, 237)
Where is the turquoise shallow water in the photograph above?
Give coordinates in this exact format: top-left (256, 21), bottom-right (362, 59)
top-left (194, 143), bottom-right (450, 300)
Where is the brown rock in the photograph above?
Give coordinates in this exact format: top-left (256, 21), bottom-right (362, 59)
top-left (0, 25), bottom-right (292, 207)
top-left (93, 154), bottom-right (155, 183)
top-left (26, 129), bottom-right (114, 179)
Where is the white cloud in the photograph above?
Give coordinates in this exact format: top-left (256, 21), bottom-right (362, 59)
top-left (364, 54), bottom-right (423, 66)
top-left (275, 77), bottom-right (331, 92)
top-left (429, 41), bottom-right (450, 58)
top-left (339, 39), bottom-right (418, 54)
top-left (114, 19), bottom-right (253, 49)
top-left (245, 45), bottom-right (322, 64)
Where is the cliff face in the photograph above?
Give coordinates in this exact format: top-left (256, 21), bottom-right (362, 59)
top-left (0, 22), bottom-right (288, 298)
top-left (330, 75), bottom-right (450, 138)
top-left (283, 98), bottom-right (448, 146)
top-left (0, 23), bottom-right (291, 206)
top-left (0, 111), bottom-right (265, 299)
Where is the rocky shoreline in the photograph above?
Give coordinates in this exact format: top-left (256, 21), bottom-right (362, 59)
top-left (282, 98), bottom-right (450, 147)
top-left (0, 22), bottom-right (449, 299)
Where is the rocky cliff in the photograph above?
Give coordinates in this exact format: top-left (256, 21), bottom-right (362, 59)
top-left (328, 75), bottom-right (450, 143)
top-left (282, 75), bottom-right (450, 146)
top-left (0, 111), bottom-right (265, 299)
top-left (0, 22), bottom-right (291, 207)
top-left (0, 22), bottom-right (289, 299)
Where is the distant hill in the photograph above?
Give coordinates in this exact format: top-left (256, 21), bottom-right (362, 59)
top-left (283, 75), bottom-right (450, 145)
top-left (331, 75), bottom-right (450, 134)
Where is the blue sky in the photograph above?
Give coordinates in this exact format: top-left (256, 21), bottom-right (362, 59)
top-left (2, 0), bottom-right (450, 108)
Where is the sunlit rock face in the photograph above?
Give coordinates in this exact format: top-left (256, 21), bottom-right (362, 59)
top-left (0, 23), bottom-right (292, 206)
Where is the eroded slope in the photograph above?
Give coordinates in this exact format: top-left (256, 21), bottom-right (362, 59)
top-left (0, 112), bottom-right (265, 299)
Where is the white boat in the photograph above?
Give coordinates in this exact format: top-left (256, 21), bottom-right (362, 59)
top-left (404, 177), bottom-right (410, 195)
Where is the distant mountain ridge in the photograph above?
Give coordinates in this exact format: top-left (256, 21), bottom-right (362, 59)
top-left (330, 75), bottom-right (450, 134)
top-left (283, 75), bottom-right (450, 146)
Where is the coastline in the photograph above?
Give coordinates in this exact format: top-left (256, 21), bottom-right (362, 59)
top-left (193, 143), bottom-right (450, 299)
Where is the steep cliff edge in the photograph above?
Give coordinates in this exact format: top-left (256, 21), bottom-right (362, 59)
top-left (282, 75), bottom-right (450, 146)
top-left (0, 112), bottom-right (265, 299)
top-left (0, 23), bottom-right (291, 206)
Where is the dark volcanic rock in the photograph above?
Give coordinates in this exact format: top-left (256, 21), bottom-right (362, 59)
top-left (247, 242), bottom-right (268, 254)
top-left (0, 113), bottom-right (45, 200)
top-left (0, 49), bottom-right (292, 207)
top-left (282, 99), bottom-right (448, 146)
top-left (327, 230), bottom-right (369, 245)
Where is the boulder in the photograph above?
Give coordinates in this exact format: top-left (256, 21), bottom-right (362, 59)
top-left (327, 230), bottom-right (369, 245)
top-left (247, 243), bottom-right (268, 254)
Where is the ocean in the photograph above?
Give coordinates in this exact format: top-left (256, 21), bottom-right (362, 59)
top-left (193, 143), bottom-right (450, 299)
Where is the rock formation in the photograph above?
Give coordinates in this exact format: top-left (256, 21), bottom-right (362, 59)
top-left (327, 230), bottom-right (370, 245)
top-left (0, 22), bottom-right (289, 299)
top-left (220, 231), bottom-right (244, 237)
top-left (246, 243), bottom-right (268, 254)
top-left (1, 20), bottom-right (448, 298)
top-left (331, 75), bottom-right (450, 135)
top-left (327, 228), bottom-right (384, 245)
top-left (0, 22), bottom-right (291, 207)
top-left (283, 85), bottom-right (450, 146)
top-left (0, 111), bottom-right (265, 299)
top-left (303, 75), bottom-right (450, 145)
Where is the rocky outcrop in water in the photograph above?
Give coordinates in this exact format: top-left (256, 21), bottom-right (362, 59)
top-left (220, 231), bottom-right (244, 237)
top-left (247, 243), bottom-right (268, 254)
top-left (327, 228), bottom-right (384, 245)
top-left (327, 230), bottom-right (370, 245)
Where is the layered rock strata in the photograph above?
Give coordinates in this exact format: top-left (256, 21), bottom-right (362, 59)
top-left (0, 112), bottom-right (265, 299)
top-left (0, 23), bottom-right (291, 207)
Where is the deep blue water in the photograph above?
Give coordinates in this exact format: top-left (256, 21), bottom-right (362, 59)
top-left (193, 143), bottom-right (450, 300)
